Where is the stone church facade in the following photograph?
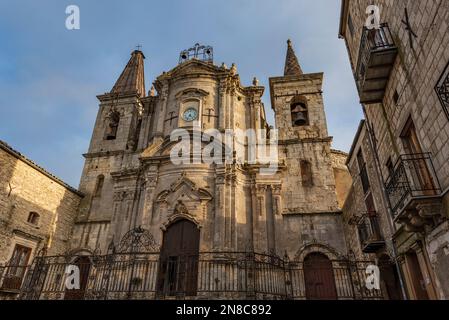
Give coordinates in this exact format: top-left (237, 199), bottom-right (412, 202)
top-left (71, 41), bottom-right (350, 259)
top-left (1, 41), bottom-right (381, 300)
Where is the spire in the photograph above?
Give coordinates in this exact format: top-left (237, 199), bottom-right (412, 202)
top-left (111, 49), bottom-right (146, 97)
top-left (284, 39), bottom-right (303, 76)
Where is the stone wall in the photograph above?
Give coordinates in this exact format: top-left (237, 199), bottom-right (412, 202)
top-left (0, 141), bottom-right (82, 265)
top-left (331, 150), bottom-right (351, 209)
top-left (340, 0), bottom-right (449, 299)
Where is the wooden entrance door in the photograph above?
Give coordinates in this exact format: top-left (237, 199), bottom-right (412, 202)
top-left (2, 244), bottom-right (31, 291)
top-left (401, 119), bottom-right (436, 195)
top-left (157, 219), bottom-right (200, 296)
top-left (64, 256), bottom-right (91, 300)
top-left (405, 251), bottom-right (429, 300)
top-left (304, 253), bottom-right (338, 300)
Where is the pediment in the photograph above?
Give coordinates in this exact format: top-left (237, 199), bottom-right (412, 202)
top-left (156, 173), bottom-right (213, 203)
top-left (158, 59), bottom-right (224, 80)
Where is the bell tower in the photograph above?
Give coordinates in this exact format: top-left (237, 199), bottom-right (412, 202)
top-left (76, 49), bottom-right (146, 226)
top-left (268, 40), bottom-right (339, 214)
top-left (269, 39), bottom-right (330, 142)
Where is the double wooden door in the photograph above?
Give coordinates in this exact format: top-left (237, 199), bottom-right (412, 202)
top-left (304, 253), bottom-right (338, 300)
top-left (157, 219), bottom-right (200, 296)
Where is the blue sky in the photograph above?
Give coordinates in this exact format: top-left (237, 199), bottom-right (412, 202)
top-left (0, 0), bottom-right (363, 187)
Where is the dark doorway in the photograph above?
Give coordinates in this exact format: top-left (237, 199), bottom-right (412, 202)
top-left (304, 253), bottom-right (338, 300)
top-left (157, 219), bottom-right (200, 296)
top-left (64, 256), bottom-right (91, 300)
top-left (379, 255), bottom-right (403, 300)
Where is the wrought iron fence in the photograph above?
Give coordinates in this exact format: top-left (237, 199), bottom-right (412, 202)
top-left (0, 250), bottom-right (383, 300)
top-left (385, 153), bottom-right (442, 215)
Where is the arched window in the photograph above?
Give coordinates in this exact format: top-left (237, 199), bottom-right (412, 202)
top-left (94, 175), bottom-right (105, 198)
top-left (301, 160), bottom-right (314, 187)
top-left (27, 212), bottom-right (40, 225)
top-left (104, 110), bottom-right (120, 140)
top-left (290, 95), bottom-right (309, 127)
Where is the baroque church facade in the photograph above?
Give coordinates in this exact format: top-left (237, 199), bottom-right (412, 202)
top-left (72, 41), bottom-right (350, 260)
top-left (2, 41), bottom-right (377, 300)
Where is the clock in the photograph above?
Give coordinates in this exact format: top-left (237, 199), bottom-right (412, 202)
top-left (182, 108), bottom-right (198, 122)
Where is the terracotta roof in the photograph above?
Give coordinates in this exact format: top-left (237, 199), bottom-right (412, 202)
top-left (0, 140), bottom-right (83, 196)
top-left (111, 50), bottom-right (146, 97)
top-left (284, 39), bottom-right (303, 76)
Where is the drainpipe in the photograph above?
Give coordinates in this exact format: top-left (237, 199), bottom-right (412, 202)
top-left (362, 104), bottom-right (408, 300)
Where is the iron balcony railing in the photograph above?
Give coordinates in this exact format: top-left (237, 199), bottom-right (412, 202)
top-left (0, 264), bottom-right (26, 292)
top-left (357, 213), bottom-right (385, 253)
top-left (0, 251), bottom-right (383, 300)
top-left (355, 23), bottom-right (397, 103)
top-left (385, 153), bottom-right (442, 215)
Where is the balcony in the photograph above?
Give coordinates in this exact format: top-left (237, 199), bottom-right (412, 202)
top-left (385, 153), bottom-right (443, 231)
top-left (356, 23), bottom-right (398, 104)
top-left (357, 213), bottom-right (385, 253)
top-left (0, 264), bottom-right (28, 293)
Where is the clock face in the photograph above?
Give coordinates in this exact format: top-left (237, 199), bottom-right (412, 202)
top-left (183, 108), bottom-right (198, 122)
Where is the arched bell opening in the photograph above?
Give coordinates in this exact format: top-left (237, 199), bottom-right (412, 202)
top-left (290, 95), bottom-right (309, 127)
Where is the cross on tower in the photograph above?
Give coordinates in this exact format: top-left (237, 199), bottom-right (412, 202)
top-left (203, 108), bottom-right (218, 123)
top-left (136, 44), bottom-right (142, 51)
top-left (165, 111), bottom-right (178, 125)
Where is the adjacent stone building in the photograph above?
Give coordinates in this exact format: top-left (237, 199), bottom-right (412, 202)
top-left (0, 141), bottom-right (82, 297)
top-left (339, 0), bottom-right (449, 299)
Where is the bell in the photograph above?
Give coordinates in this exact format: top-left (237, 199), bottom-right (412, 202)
top-left (293, 112), bottom-right (307, 126)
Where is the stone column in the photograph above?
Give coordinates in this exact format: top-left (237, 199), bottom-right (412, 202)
top-left (254, 184), bottom-right (268, 253)
top-left (213, 168), bottom-right (226, 250)
top-left (272, 185), bottom-right (283, 255)
top-left (265, 186), bottom-right (275, 254)
top-left (218, 79), bottom-right (226, 131)
top-left (140, 169), bottom-right (158, 227)
top-left (155, 82), bottom-right (169, 135)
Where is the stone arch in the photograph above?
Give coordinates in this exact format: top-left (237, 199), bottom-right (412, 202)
top-left (64, 254), bottom-right (93, 300)
top-left (290, 95), bottom-right (309, 127)
top-left (161, 205), bottom-right (202, 231)
top-left (104, 109), bottom-right (120, 140)
top-left (294, 242), bottom-right (344, 262)
top-left (65, 248), bottom-right (95, 259)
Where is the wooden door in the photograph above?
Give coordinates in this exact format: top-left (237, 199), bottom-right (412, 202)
top-left (157, 219), bottom-right (200, 296)
top-left (304, 253), bottom-right (338, 300)
top-left (2, 245), bottom-right (31, 291)
top-left (405, 251), bottom-right (429, 300)
top-left (64, 256), bottom-right (91, 300)
top-left (401, 119), bottom-right (436, 195)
